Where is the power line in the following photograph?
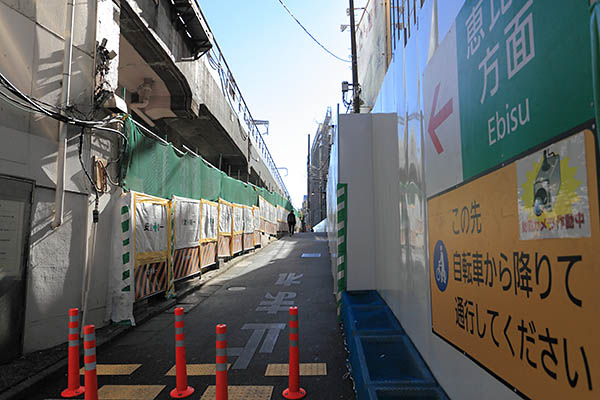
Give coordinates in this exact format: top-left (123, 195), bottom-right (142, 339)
top-left (275, 0), bottom-right (351, 63)
top-left (0, 70), bottom-right (128, 145)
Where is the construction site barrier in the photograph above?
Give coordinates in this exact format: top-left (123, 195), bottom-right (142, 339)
top-left (108, 188), bottom-right (298, 325)
top-left (232, 204), bottom-right (244, 255)
top-left (200, 199), bottom-right (219, 268)
top-left (83, 325), bottom-right (98, 400)
top-left (173, 247), bottom-right (200, 280)
top-left (61, 308), bottom-right (84, 398)
top-left (283, 306), bottom-right (306, 399)
top-left (216, 324), bottom-right (228, 400)
top-left (170, 307), bottom-right (194, 398)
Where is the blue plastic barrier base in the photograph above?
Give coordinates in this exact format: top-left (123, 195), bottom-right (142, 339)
top-left (341, 291), bottom-right (449, 400)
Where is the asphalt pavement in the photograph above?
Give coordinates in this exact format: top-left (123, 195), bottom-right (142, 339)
top-left (24, 232), bottom-right (355, 400)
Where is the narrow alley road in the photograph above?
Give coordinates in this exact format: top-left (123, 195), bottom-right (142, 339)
top-left (26, 233), bottom-right (354, 400)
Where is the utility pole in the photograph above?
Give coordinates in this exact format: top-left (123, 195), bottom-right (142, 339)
top-left (349, 0), bottom-right (360, 113)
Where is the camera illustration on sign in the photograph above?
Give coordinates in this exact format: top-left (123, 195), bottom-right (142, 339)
top-left (517, 131), bottom-right (591, 240)
top-left (532, 149), bottom-right (561, 216)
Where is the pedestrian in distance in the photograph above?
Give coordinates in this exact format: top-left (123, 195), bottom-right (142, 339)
top-left (287, 211), bottom-right (296, 236)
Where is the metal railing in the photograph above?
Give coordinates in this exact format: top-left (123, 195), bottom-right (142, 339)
top-left (195, 2), bottom-right (290, 200)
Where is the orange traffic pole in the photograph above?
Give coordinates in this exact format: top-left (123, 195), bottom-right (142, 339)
top-left (170, 307), bottom-right (194, 398)
top-left (216, 324), bottom-right (228, 400)
top-left (283, 306), bottom-right (306, 399)
top-left (83, 325), bottom-right (98, 400)
top-left (61, 308), bottom-right (84, 397)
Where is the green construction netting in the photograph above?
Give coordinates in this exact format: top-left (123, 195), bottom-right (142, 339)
top-left (221, 175), bottom-right (257, 206)
top-left (252, 184), bottom-right (295, 213)
top-left (120, 117), bottom-right (294, 211)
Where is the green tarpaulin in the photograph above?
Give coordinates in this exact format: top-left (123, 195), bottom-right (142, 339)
top-left (120, 117), bottom-right (294, 211)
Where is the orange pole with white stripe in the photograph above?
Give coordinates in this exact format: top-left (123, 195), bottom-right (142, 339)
top-left (61, 308), bottom-right (84, 397)
top-left (170, 307), bottom-right (194, 398)
top-left (216, 324), bottom-right (228, 400)
top-left (283, 306), bottom-right (306, 399)
top-left (83, 325), bottom-right (98, 400)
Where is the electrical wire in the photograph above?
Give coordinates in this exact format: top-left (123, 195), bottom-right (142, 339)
top-left (79, 132), bottom-right (101, 193)
top-left (0, 70), bottom-right (109, 127)
top-left (275, 0), bottom-right (351, 63)
top-left (99, 161), bottom-right (120, 187)
top-left (79, 131), bottom-right (122, 191)
top-left (0, 76), bottom-right (55, 117)
top-left (91, 124), bottom-right (129, 145)
top-left (0, 84), bottom-right (55, 115)
top-left (1, 83), bottom-right (128, 149)
top-left (0, 90), bottom-right (42, 114)
top-left (0, 70), bottom-right (130, 193)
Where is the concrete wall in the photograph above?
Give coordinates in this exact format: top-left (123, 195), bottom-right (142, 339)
top-left (0, 0), bottom-right (121, 353)
top-left (337, 112), bottom-right (401, 292)
top-left (123, 0), bottom-right (192, 61)
top-left (124, 0), bottom-right (283, 196)
top-left (176, 52), bottom-right (282, 195)
top-left (338, 114), bottom-right (376, 291)
top-left (175, 57), bottom-right (253, 163)
top-left (371, 114), bottom-right (403, 302)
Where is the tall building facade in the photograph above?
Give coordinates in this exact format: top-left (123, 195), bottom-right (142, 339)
top-left (307, 108), bottom-right (333, 228)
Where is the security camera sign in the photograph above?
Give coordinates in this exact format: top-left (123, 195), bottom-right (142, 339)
top-left (517, 132), bottom-right (591, 240)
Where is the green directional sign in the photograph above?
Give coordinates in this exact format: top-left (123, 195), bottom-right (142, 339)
top-left (456, 0), bottom-right (594, 180)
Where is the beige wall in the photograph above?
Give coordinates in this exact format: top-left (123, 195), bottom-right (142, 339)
top-left (0, 0), bottom-right (121, 353)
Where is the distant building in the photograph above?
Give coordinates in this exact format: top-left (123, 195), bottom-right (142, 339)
top-left (300, 195), bottom-right (308, 229)
top-left (307, 108), bottom-right (333, 228)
